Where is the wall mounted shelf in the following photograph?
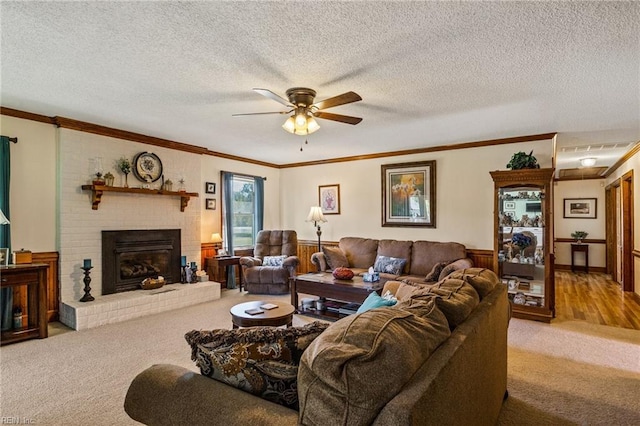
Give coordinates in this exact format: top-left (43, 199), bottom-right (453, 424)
top-left (81, 185), bottom-right (199, 212)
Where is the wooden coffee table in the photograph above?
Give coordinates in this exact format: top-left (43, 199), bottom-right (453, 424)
top-left (229, 300), bottom-right (294, 329)
top-left (291, 272), bottom-right (383, 314)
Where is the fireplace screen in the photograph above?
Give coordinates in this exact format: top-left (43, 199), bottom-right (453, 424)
top-left (103, 229), bottom-right (181, 294)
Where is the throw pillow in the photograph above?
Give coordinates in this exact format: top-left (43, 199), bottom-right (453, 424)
top-left (438, 261), bottom-right (461, 281)
top-left (322, 246), bottom-right (349, 270)
top-left (373, 255), bottom-right (407, 275)
top-left (425, 261), bottom-right (449, 282)
top-left (409, 279), bottom-right (480, 328)
top-left (298, 297), bottom-right (450, 425)
top-left (446, 268), bottom-right (499, 299)
top-left (185, 321), bottom-right (329, 409)
top-left (356, 291), bottom-right (397, 314)
top-left (262, 255), bottom-right (287, 267)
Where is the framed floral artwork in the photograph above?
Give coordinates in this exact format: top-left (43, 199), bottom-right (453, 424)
top-left (382, 160), bottom-right (436, 227)
top-left (319, 184), bottom-right (340, 214)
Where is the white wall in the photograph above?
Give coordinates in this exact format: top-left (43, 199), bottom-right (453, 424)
top-left (280, 140), bottom-right (555, 250)
top-left (605, 147), bottom-right (640, 296)
top-left (1, 115), bottom-right (57, 252)
top-left (554, 180), bottom-right (606, 268)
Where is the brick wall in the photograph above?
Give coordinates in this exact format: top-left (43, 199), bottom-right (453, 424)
top-left (58, 129), bottom-right (202, 303)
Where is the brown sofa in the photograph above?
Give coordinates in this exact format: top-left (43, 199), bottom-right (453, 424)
top-left (311, 237), bottom-right (473, 284)
top-left (124, 268), bottom-right (509, 425)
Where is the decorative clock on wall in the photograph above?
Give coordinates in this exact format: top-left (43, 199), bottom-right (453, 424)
top-left (133, 152), bottom-right (163, 183)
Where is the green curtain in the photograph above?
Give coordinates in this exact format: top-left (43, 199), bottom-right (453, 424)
top-left (221, 172), bottom-right (236, 288)
top-left (1, 136), bottom-right (12, 330)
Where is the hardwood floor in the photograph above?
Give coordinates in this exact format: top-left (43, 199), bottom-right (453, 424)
top-left (555, 271), bottom-right (640, 330)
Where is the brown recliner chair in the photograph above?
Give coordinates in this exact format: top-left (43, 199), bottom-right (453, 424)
top-left (239, 230), bottom-right (299, 294)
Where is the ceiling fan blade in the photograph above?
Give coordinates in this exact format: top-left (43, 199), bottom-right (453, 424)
top-left (232, 111), bottom-right (291, 117)
top-left (312, 91), bottom-right (362, 110)
top-left (314, 111), bottom-right (363, 125)
top-left (253, 88), bottom-right (293, 107)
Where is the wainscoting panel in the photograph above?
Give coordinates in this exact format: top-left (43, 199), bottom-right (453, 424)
top-left (11, 252), bottom-right (59, 322)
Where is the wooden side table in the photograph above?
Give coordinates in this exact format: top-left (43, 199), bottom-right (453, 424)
top-left (571, 244), bottom-right (589, 273)
top-left (1, 263), bottom-right (48, 345)
top-left (230, 301), bottom-right (294, 329)
top-left (205, 256), bottom-right (243, 291)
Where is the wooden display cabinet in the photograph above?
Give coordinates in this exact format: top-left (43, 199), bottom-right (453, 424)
top-left (490, 168), bottom-right (555, 322)
top-left (1, 264), bottom-right (49, 345)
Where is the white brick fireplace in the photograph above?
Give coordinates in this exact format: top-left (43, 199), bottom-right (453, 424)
top-left (57, 129), bottom-right (219, 330)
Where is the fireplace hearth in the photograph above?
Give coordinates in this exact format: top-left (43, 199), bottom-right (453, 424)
top-left (102, 229), bottom-right (181, 295)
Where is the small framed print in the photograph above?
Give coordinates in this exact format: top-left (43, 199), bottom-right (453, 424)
top-left (205, 182), bottom-right (216, 194)
top-left (205, 199), bottom-right (216, 210)
top-left (503, 201), bottom-right (516, 210)
top-left (0, 248), bottom-right (8, 266)
top-left (563, 198), bottom-right (597, 219)
top-left (319, 184), bottom-right (340, 215)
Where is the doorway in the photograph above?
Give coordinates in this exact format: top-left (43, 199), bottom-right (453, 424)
top-left (605, 170), bottom-right (634, 292)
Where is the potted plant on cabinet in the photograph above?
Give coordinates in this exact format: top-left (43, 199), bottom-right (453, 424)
top-left (571, 231), bottom-right (588, 244)
top-left (506, 150), bottom-right (540, 170)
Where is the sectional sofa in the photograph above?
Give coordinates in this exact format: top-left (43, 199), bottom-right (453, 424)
top-left (124, 268), bottom-right (509, 425)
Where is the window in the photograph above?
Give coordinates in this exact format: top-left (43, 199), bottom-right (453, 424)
top-left (221, 172), bottom-right (264, 253)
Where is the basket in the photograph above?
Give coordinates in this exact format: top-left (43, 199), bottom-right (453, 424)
top-left (140, 276), bottom-right (166, 290)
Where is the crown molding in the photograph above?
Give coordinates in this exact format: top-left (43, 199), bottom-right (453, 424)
top-left (2, 106), bottom-right (556, 169)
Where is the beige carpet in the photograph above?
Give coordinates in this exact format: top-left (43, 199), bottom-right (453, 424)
top-left (1, 289), bottom-right (638, 425)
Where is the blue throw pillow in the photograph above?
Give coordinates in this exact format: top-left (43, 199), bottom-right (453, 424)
top-left (263, 255), bottom-right (287, 267)
top-left (373, 255), bottom-right (407, 275)
top-left (356, 291), bottom-right (397, 314)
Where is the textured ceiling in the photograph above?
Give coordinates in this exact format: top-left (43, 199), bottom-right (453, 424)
top-left (1, 1), bottom-right (638, 170)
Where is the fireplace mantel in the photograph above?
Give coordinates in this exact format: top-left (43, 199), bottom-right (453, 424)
top-left (81, 185), bottom-right (199, 211)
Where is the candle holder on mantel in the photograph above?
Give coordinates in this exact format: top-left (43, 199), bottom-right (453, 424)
top-left (80, 266), bottom-right (95, 302)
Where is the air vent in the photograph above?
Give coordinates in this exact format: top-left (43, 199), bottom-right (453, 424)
top-left (559, 142), bottom-right (632, 153)
top-left (558, 167), bottom-right (608, 180)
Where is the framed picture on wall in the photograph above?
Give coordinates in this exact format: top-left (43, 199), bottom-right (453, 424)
top-left (0, 248), bottom-right (8, 266)
top-left (563, 198), bottom-right (597, 219)
top-left (382, 160), bottom-right (436, 227)
top-left (319, 184), bottom-right (340, 215)
top-left (205, 182), bottom-right (216, 194)
top-left (205, 199), bottom-right (216, 210)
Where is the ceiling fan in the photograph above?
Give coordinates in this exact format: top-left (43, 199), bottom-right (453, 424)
top-left (233, 87), bottom-right (363, 135)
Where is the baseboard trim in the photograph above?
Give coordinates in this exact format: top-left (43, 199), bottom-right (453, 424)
top-left (554, 264), bottom-right (606, 273)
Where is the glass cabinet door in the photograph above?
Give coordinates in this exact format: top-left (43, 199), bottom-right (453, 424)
top-left (497, 187), bottom-right (546, 308)
top-left (491, 168), bottom-right (555, 322)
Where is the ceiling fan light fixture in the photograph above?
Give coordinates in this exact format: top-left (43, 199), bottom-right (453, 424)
top-left (294, 110), bottom-right (308, 129)
top-left (282, 116), bottom-right (296, 133)
top-left (306, 116), bottom-right (320, 134)
top-left (580, 157), bottom-right (597, 167)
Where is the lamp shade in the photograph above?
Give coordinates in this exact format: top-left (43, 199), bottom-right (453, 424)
top-left (0, 209), bottom-right (9, 225)
top-left (306, 206), bottom-right (327, 223)
top-left (211, 233), bottom-right (223, 243)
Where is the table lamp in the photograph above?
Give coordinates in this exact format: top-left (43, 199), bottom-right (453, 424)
top-left (211, 233), bottom-right (223, 254)
top-left (306, 206), bottom-right (327, 252)
top-left (0, 210), bottom-right (9, 225)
